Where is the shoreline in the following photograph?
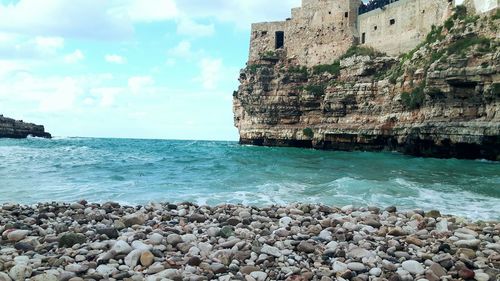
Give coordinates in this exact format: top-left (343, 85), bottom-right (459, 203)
top-left (1, 202), bottom-right (499, 281)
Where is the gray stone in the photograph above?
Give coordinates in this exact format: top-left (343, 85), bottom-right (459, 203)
top-left (250, 271), bottom-right (268, 281)
top-left (122, 213), bottom-right (145, 227)
top-left (166, 233), bottom-right (182, 245)
top-left (7, 230), bottom-right (30, 242)
top-left (9, 264), bottom-right (32, 281)
top-left (261, 245), bottom-right (282, 257)
top-left (402, 260), bottom-right (425, 275)
top-left (112, 240), bottom-right (132, 254)
top-left (347, 247), bottom-right (372, 259)
top-left (347, 262), bottom-right (366, 272)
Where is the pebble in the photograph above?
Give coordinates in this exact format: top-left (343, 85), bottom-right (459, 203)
top-left (112, 240), bottom-right (132, 254)
top-left (0, 202), bottom-right (496, 281)
top-left (454, 239), bottom-right (481, 249)
top-left (140, 251), bottom-right (155, 267)
top-left (166, 233), bottom-right (182, 245)
top-left (122, 213), bottom-right (145, 227)
top-left (9, 264), bottom-right (32, 281)
top-left (347, 247), bottom-right (372, 259)
top-left (261, 244), bottom-right (282, 257)
top-left (30, 273), bottom-right (58, 281)
top-left (297, 241), bottom-right (315, 253)
top-left (347, 262), bottom-right (366, 272)
top-left (402, 260), bottom-right (425, 275)
top-left (6, 230), bottom-right (30, 242)
top-left (369, 267), bottom-right (382, 276)
top-left (149, 233), bottom-right (163, 245)
top-left (250, 271), bottom-right (267, 281)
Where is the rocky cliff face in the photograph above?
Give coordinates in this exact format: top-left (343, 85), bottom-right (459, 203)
top-left (233, 9), bottom-right (500, 160)
top-left (0, 115), bottom-right (52, 139)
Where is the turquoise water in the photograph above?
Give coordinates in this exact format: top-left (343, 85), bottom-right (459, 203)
top-left (0, 137), bottom-right (499, 220)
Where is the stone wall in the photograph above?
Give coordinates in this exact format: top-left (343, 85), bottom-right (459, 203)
top-left (249, 0), bottom-right (361, 67)
top-left (358, 0), bottom-right (453, 56)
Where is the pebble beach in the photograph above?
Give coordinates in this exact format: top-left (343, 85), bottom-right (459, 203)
top-left (1, 202), bottom-right (499, 281)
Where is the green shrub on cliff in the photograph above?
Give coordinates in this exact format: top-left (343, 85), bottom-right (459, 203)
top-left (492, 83), bottom-right (500, 97)
top-left (304, 84), bottom-right (326, 96)
top-left (453, 5), bottom-right (468, 21)
top-left (340, 46), bottom-right (384, 60)
top-left (312, 61), bottom-right (341, 76)
top-left (288, 66), bottom-right (309, 76)
top-left (303, 128), bottom-right (314, 138)
top-left (426, 25), bottom-right (445, 44)
top-left (401, 85), bottom-right (425, 110)
top-left (247, 64), bottom-right (264, 74)
top-left (494, 9), bottom-right (500, 20)
top-left (447, 36), bottom-right (491, 55)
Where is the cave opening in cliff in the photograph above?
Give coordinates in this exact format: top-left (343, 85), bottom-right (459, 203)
top-left (275, 31), bottom-right (284, 49)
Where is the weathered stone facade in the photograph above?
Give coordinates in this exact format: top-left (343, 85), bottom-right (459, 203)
top-left (250, 0), bottom-right (360, 67)
top-left (0, 115), bottom-right (52, 139)
top-left (358, 0), bottom-right (453, 56)
top-left (249, 0), bottom-right (498, 64)
top-left (235, 9), bottom-right (500, 160)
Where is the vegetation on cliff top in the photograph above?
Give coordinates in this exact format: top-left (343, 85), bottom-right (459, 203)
top-left (339, 46), bottom-right (384, 60)
top-left (312, 61), bottom-right (341, 76)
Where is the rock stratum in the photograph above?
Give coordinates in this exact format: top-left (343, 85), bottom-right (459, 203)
top-left (233, 8), bottom-right (500, 160)
top-left (0, 116), bottom-right (51, 139)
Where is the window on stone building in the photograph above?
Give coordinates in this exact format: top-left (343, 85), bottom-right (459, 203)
top-left (345, 12), bottom-right (349, 18)
top-left (374, 25), bottom-right (378, 30)
top-left (362, 33), bottom-right (366, 44)
top-left (390, 19), bottom-right (396, 25)
top-left (275, 31), bottom-right (284, 49)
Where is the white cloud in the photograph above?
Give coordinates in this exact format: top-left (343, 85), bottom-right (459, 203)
top-left (122, 0), bottom-right (178, 22)
top-left (0, 70), bottom-right (115, 113)
top-left (105, 54), bottom-right (126, 64)
top-left (91, 87), bottom-right (123, 107)
top-left (39, 78), bottom-right (83, 112)
top-left (64, 49), bottom-right (85, 64)
top-left (0, 0), bottom-right (301, 44)
top-left (34, 36), bottom-right (64, 56)
top-left (177, 18), bottom-right (215, 37)
top-left (0, 0), bottom-right (132, 40)
top-left (174, 0), bottom-right (301, 29)
top-left (168, 40), bottom-right (193, 59)
top-left (128, 76), bottom-right (154, 95)
top-left (197, 58), bottom-right (223, 90)
top-left (35, 36), bottom-right (64, 50)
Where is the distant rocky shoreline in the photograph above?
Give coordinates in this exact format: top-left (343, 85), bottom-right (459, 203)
top-left (0, 116), bottom-right (51, 139)
top-left (0, 202), bottom-right (498, 281)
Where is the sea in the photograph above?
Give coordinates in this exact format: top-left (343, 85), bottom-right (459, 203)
top-left (0, 137), bottom-right (499, 220)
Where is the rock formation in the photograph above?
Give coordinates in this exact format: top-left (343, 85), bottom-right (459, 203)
top-left (0, 115), bottom-right (52, 139)
top-left (233, 8), bottom-right (500, 160)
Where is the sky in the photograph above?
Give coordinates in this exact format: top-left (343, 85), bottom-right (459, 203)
top-left (0, 0), bottom-right (303, 140)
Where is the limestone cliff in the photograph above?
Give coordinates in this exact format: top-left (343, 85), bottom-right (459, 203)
top-left (233, 8), bottom-right (500, 160)
top-left (0, 115), bottom-right (52, 139)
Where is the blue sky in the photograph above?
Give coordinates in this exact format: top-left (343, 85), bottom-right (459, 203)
top-left (0, 0), bottom-right (302, 140)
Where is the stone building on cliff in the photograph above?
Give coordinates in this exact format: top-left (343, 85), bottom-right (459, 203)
top-left (249, 0), bottom-right (498, 66)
